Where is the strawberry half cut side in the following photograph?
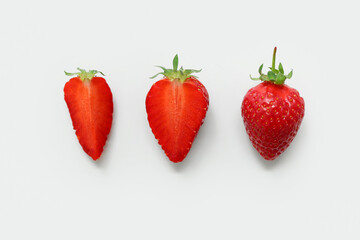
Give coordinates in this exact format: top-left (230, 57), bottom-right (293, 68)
top-left (146, 55), bottom-right (209, 163)
top-left (64, 68), bottom-right (113, 160)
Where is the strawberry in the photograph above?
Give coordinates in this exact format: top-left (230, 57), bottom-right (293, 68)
top-left (241, 47), bottom-right (305, 160)
top-left (64, 68), bottom-right (113, 160)
top-left (146, 55), bottom-right (209, 163)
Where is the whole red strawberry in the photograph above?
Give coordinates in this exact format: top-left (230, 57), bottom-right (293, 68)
top-left (241, 48), bottom-right (304, 160)
top-left (64, 68), bottom-right (113, 160)
top-left (146, 55), bottom-right (209, 163)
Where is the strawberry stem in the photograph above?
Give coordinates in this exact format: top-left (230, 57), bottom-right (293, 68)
top-left (250, 47), bottom-right (293, 85)
top-left (65, 68), bottom-right (104, 81)
top-left (272, 47), bottom-right (277, 71)
top-left (150, 55), bottom-right (201, 83)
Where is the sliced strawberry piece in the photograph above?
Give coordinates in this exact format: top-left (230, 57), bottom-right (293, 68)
top-left (146, 56), bottom-right (209, 163)
top-left (64, 68), bottom-right (113, 160)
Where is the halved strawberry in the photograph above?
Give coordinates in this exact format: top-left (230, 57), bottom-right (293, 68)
top-left (64, 68), bottom-right (113, 160)
top-left (146, 55), bottom-right (209, 163)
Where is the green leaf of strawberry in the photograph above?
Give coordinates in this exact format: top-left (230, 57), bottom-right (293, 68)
top-left (268, 71), bottom-right (276, 81)
top-left (250, 47), bottom-right (293, 85)
top-left (258, 64), bottom-right (264, 75)
top-left (150, 55), bottom-right (202, 83)
top-left (279, 63), bottom-right (284, 74)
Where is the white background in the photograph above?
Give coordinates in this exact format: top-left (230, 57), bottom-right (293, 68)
top-left (0, 0), bottom-right (359, 239)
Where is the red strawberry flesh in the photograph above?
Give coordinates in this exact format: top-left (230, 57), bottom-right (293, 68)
top-left (64, 76), bottom-right (113, 160)
top-left (146, 77), bottom-right (209, 163)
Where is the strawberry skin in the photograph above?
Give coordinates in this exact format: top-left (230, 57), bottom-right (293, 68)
top-left (242, 47), bottom-right (305, 160)
top-left (64, 69), bottom-right (113, 160)
top-left (146, 55), bottom-right (209, 163)
top-left (241, 82), bottom-right (304, 160)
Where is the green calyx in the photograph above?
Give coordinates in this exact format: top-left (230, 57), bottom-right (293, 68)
top-left (64, 68), bottom-right (104, 81)
top-left (150, 55), bottom-right (201, 83)
top-left (250, 47), bottom-right (293, 85)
